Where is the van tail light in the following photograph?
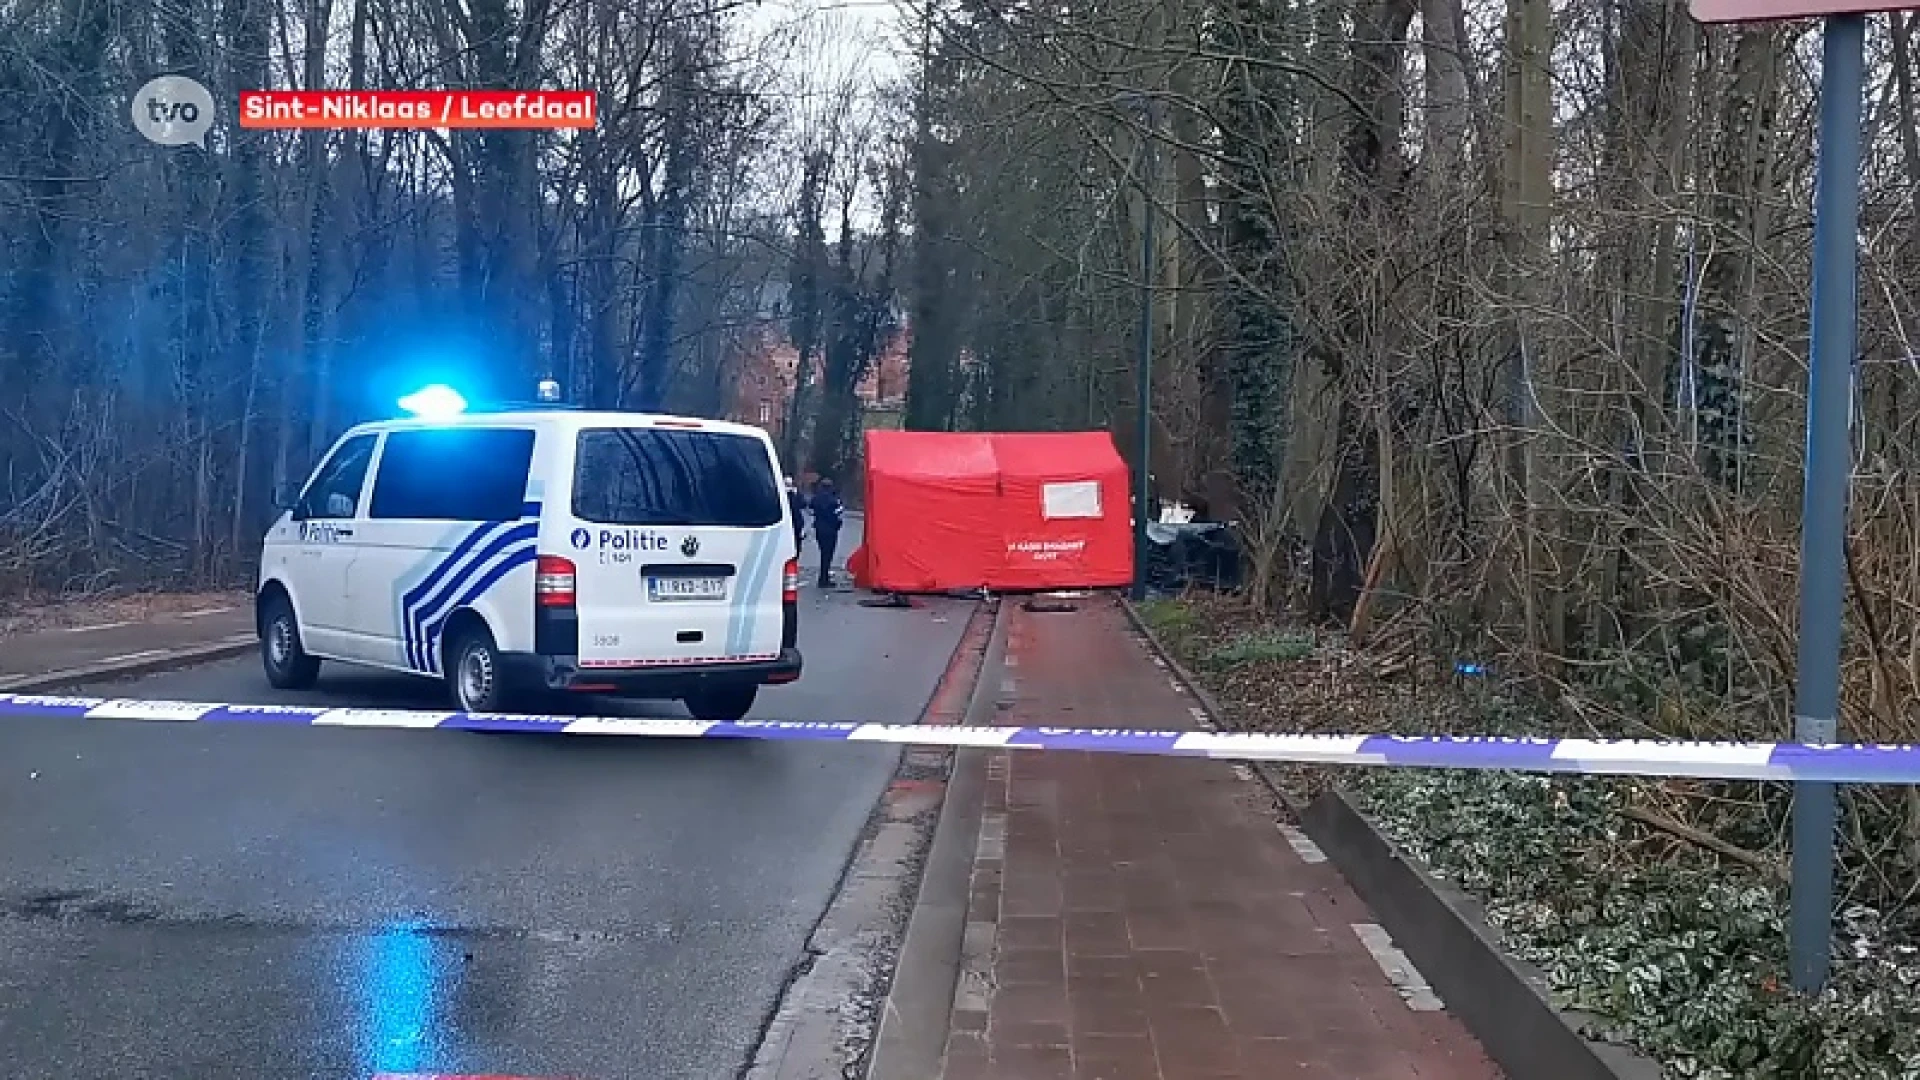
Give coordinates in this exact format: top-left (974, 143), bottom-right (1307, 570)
top-left (536, 555), bottom-right (577, 608)
top-left (782, 558), bottom-right (799, 603)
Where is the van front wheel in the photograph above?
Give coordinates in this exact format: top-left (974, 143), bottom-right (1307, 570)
top-left (261, 594), bottom-right (321, 690)
top-left (684, 684), bottom-right (757, 723)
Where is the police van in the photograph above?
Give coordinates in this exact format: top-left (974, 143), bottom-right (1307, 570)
top-left (256, 402), bottom-right (801, 721)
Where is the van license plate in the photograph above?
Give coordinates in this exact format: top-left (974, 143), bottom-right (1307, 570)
top-left (649, 576), bottom-right (727, 602)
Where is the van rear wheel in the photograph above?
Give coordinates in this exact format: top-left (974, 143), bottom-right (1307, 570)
top-left (684, 684), bottom-right (758, 723)
top-left (448, 626), bottom-right (511, 713)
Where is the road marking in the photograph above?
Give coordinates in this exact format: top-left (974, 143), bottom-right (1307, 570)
top-left (1278, 825), bottom-right (1326, 863)
top-left (176, 607), bottom-right (234, 618)
top-left (1350, 922), bottom-right (1443, 1010)
top-left (373, 1074), bottom-right (568, 1079)
top-left (65, 621), bottom-right (133, 633)
top-left (100, 649), bottom-right (166, 664)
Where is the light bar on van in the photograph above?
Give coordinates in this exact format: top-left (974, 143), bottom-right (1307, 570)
top-left (535, 555), bottom-right (576, 607)
top-left (651, 418), bottom-right (705, 428)
top-left (398, 384), bottom-right (467, 419)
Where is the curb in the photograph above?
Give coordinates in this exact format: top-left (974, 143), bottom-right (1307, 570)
top-left (749, 596), bottom-right (1000, 1080)
top-left (1303, 789), bottom-right (1662, 1080)
top-left (865, 599), bottom-right (1009, 1080)
top-left (1118, 598), bottom-right (1661, 1080)
top-left (0, 635), bottom-right (256, 694)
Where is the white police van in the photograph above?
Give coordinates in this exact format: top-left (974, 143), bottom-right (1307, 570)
top-left (256, 402), bottom-right (801, 721)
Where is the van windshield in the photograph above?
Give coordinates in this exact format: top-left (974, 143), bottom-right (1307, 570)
top-left (572, 427), bottom-right (783, 528)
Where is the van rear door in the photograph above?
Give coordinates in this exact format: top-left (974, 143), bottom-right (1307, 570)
top-left (564, 423), bottom-right (789, 669)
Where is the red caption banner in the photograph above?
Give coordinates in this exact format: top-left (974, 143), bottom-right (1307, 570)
top-left (239, 91), bottom-right (596, 129)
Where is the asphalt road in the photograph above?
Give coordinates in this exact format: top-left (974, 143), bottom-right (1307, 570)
top-left (0, 520), bottom-right (975, 1079)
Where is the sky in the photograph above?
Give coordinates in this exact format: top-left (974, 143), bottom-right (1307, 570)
top-left (736, 0), bottom-right (912, 228)
top-left (743, 0), bottom-right (910, 93)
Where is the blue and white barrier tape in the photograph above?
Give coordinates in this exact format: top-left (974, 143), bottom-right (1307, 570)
top-left (0, 692), bottom-right (1914, 783)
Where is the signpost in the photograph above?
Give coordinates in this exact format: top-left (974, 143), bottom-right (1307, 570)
top-left (1689, 0), bottom-right (1894, 992)
top-left (1131, 100), bottom-right (1158, 603)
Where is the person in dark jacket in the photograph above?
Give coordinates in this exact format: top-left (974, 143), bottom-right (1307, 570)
top-left (808, 478), bottom-right (844, 588)
top-left (786, 476), bottom-right (806, 555)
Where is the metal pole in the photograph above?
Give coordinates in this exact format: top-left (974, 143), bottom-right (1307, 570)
top-left (1789, 10), bottom-right (1865, 994)
top-left (1131, 103), bottom-right (1156, 602)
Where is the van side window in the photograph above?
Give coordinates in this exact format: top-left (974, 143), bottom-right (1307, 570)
top-left (298, 434), bottom-right (378, 519)
top-left (369, 427), bottom-right (536, 521)
top-left (573, 428), bottom-right (782, 528)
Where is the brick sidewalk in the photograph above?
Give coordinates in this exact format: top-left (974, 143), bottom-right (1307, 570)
top-left (940, 597), bottom-right (1501, 1080)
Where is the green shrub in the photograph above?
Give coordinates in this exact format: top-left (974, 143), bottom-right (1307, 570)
top-left (1206, 628), bottom-right (1315, 667)
top-left (1135, 598), bottom-right (1193, 636)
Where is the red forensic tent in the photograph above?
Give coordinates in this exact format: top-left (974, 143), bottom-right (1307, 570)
top-left (847, 430), bottom-right (1134, 594)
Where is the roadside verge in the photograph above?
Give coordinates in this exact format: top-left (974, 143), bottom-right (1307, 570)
top-left (0, 635), bottom-right (255, 694)
top-left (746, 596), bottom-right (1001, 1080)
top-left (860, 598), bottom-right (1008, 1080)
top-left (1120, 599), bottom-right (1661, 1080)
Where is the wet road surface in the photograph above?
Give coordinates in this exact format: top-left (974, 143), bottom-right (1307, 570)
top-left (0, 554), bottom-right (970, 1078)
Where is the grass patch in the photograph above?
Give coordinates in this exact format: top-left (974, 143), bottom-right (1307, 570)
top-left (1206, 628), bottom-right (1316, 667)
top-left (1135, 597), bottom-right (1194, 636)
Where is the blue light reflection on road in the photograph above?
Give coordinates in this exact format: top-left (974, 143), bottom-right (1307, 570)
top-left (355, 917), bottom-right (440, 1076)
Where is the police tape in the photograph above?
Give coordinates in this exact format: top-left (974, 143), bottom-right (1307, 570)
top-left (0, 691), bottom-right (1916, 783)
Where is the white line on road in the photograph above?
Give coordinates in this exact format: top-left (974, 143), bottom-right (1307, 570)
top-left (100, 649), bottom-right (167, 664)
top-left (1278, 825), bottom-right (1327, 864)
top-left (64, 621), bottom-right (133, 633)
top-left (175, 607), bottom-right (235, 619)
top-left (1350, 922), bottom-right (1443, 1010)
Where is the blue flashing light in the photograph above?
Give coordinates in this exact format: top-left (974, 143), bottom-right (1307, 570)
top-left (398, 384), bottom-right (467, 419)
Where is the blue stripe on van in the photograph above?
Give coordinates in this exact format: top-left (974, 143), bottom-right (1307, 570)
top-left (419, 542), bottom-right (538, 675)
top-left (723, 533), bottom-right (751, 656)
top-left (394, 504), bottom-right (542, 671)
top-left (728, 530), bottom-right (775, 657)
top-left (407, 522), bottom-right (538, 669)
top-left (402, 521), bottom-right (537, 670)
top-left (399, 523), bottom-right (511, 669)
